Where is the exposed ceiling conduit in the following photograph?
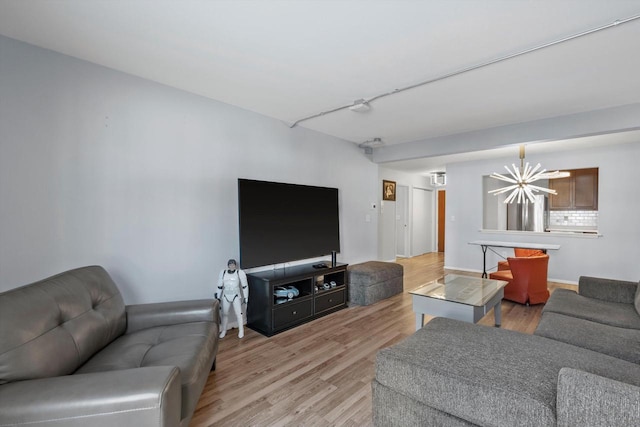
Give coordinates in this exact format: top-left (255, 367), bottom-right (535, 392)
top-left (287, 14), bottom-right (640, 130)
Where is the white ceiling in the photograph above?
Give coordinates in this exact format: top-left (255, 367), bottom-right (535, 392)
top-left (1, 0), bottom-right (640, 173)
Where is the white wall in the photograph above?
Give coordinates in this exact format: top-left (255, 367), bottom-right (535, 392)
top-left (445, 141), bottom-right (640, 283)
top-left (377, 167), bottom-right (432, 261)
top-left (411, 186), bottom-right (435, 256)
top-left (0, 36), bottom-right (379, 302)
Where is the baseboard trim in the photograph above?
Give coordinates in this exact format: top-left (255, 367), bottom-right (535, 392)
top-left (548, 278), bottom-right (578, 286)
top-left (443, 266), bottom-right (480, 273)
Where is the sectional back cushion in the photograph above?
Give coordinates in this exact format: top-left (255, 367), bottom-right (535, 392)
top-left (0, 266), bottom-right (126, 384)
top-left (635, 282), bottom-right (640, 315)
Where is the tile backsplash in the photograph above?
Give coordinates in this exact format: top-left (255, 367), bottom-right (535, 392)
top-left (549, 210), bottom-right (598, 229)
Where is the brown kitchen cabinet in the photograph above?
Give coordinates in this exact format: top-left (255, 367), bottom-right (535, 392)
top-left (549, 168), bottom-right (598, 210)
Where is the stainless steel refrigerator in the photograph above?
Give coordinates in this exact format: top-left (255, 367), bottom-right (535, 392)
top-left (507, 195), bottom-right (548, 232)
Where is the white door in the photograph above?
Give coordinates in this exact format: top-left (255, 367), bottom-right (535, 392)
top-left (396, 185), bottom-right (409, 257)
top-left (412, 187), bottom-right (434, 256)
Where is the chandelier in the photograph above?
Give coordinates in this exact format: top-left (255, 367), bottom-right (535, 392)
top-left (488, 146), bottom-right (562, 204)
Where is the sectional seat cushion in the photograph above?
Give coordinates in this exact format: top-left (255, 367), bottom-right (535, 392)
top-left (374, 317), bottom-right (640, 427)
top-left (535, 311), bottom-right (640, 364)
top-left (543, 288), bottom-right (640, 330)
top-left (76, 320), bottom-right (217, 418)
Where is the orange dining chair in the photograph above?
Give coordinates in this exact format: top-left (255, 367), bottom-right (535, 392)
top-left (490, 254), bottom-right (550, 305)
top-left (497, 248), bottom-right (545, 271)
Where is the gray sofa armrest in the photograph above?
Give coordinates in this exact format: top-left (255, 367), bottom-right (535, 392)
top-left (557, 367), bottom-right (640, 427)
top-left (578, 276), bottom-right (638, 304)
top-left (0, 367), bottom-right (181, 427)
top-left (126, 298), bottom-right (219, 334)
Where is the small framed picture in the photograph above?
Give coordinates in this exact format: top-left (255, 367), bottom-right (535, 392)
top-left (382, 180), bottom-right (396, 201)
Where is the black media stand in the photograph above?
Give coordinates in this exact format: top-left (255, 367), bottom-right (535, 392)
top-left (246, 262), bottom-right (348, 336)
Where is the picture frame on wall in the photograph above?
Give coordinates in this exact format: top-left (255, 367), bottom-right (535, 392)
top-left (383, 180), bottom-right (396, 201)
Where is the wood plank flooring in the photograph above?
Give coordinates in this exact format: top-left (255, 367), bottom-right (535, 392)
top-left (191, 253), bottom-right (575, 427)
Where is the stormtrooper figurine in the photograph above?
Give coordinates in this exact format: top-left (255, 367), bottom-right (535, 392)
top-left (215, 259), bottom-right (249, 338)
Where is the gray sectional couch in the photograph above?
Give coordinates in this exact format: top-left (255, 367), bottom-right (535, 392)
top-left (372, 276), bottom-right (640, 426)
top-left (0, 266), bottom-right (220, 427)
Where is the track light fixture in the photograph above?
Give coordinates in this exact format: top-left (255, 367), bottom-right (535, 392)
top-left (348, 99), bottom-right (370, 112)
top-left (358, 137), bottom-right (384, 154)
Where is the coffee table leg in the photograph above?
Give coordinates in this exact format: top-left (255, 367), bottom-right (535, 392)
top-left (494, 301), bottom-right (502, 327)
top-left (416, 313), bottom-right (424, 331)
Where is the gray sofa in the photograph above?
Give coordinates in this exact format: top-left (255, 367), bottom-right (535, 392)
top-left (0, 266), bottom-right (219, 427)
top-left (372, 276), bottom-right (640, 426)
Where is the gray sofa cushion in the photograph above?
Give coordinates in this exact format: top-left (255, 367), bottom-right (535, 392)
top-left (543, 288), bottom-right (640, 330)
top-left (372, 380), bottom-right (475, 427)
top-left (636, 284), bottom-right (640, 315)
top-left (557, 368), bottom-right (640, 427)
top-left (578, 276), bottom-right (638, 303)
top-left (375, 317), bottom-right (640, 427)
top-left (76, 321), bottom-right (217, 419)
top-left (0, 266), bottom-right (126, 384)
top-left (535, 311), bottom-right (640, 364)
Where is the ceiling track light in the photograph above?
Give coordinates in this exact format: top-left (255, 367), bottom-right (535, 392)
top-left (358, 137), bottom-right (384, 148)
top-left (358, 137), bottom-right (384, 154)
top-left (287, 13), bottom-right (640, 130)
top-left (348, 99), bottom-right (370, 112)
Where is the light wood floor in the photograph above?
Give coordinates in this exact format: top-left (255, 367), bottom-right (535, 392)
top-left (191, 253), bottom-right (575, 427)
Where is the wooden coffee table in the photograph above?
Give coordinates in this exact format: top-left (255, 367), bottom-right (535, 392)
top-left (410, 274), bottom-right (508, 330)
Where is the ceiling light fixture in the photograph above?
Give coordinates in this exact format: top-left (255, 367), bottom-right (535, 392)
top-left (358, 137), bottom-right (384, 147)
top-left (348, 99), bottom-right (370, 112)
top-left (430, 172), bottom-right (446, 187)
top-left (488, 146), bottom-right (559, 204)
top-left (358, 137), bottom-right (384, 154)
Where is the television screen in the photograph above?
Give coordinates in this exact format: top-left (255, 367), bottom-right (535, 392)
top-left (238, 179), bottom-right (340, 269)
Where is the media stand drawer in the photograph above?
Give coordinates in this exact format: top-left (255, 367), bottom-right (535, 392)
top-left (315, 288), bottom-right (345, 313)
top-left (273, 299), bottom-right (313, 330)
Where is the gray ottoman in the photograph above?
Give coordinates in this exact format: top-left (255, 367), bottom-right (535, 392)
top-left (348, 261), bottom-right (403, 305)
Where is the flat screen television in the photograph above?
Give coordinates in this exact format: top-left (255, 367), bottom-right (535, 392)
top-left (238, 179), bottom-right (340, 269)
